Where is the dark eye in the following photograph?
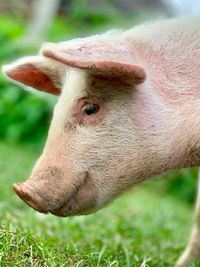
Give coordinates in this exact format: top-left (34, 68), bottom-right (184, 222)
top-left (82, 103), bottom-right (100, 116)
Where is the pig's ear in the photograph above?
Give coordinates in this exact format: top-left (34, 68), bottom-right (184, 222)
top-left (41, 40), bottom-right (146, 85)
top-left (2, 56), bottom-right (65, 95)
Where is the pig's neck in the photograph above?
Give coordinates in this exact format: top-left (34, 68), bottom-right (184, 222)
top-left (161, 101), bottom-right (200, 170)
top-left (130, 83), bottom-right (200, 184)
top-left (125, 32), bottom-right (200, 175)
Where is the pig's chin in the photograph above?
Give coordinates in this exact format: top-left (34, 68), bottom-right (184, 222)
top-left (50, 175), bottom-right (99, 217)
top-left (50, 200), bottom-right (96, 217)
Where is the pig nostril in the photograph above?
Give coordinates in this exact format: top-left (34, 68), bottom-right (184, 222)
top-left (12, 183), bottom-right (48, 213)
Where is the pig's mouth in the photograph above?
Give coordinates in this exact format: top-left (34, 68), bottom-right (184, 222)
top-left (13, 172), bottom-right (98, 217)
top-left (51, 198), bottom-right (77, 217)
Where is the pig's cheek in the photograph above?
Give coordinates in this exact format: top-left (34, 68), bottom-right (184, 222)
top-left (82, 112), bottom-right (105, 125)
top-left (64, 121), bottom-right (76, 131)
top-left (70, 176), bottom-right (99, 215)
top-left (71, 110), bottom-right (106, 126)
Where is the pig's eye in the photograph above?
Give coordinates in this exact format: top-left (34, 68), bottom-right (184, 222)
top-left (82, 103), bottom-right (100, 116)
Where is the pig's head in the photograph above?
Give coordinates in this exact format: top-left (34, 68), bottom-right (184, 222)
top-left (3, 38), bottom-right (170, 217)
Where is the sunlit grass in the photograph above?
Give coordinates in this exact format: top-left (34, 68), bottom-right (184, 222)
top-left (0, 142), bottom-right (198, 266)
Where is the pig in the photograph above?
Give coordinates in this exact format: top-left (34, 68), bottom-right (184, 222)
top-left (2, 16), bottom-right (200, 266)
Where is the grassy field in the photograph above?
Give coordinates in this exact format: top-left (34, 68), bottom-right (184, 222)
top-left (0, 142), bottom-right (199, 267)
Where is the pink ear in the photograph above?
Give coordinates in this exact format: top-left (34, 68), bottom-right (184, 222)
top-left (3, 57), bottom-right (61, 95)
top-left (42, 40), bottom-right (146, 85)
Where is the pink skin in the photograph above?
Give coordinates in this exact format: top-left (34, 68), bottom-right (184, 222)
top-left (9, 70), bottom-right (200, 217)
top-left (3, 19), bottom-right (200, 267)
top-left (4, 61), bottom-right (60, 95)
top-left (12, 84), bottom-right (110, 216)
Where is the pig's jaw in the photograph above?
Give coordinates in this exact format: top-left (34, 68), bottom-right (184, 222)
top-left (50, 173), bottom-right (98, 216)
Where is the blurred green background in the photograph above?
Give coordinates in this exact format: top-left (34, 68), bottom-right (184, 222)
top-left (0, 0), bottom-right (198, 205)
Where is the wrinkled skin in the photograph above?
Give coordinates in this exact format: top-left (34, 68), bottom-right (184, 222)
top-left (3, 16), bottom-right (200, 267)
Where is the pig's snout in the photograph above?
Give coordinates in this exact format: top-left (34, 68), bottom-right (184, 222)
top-left (12, 171), bottom-right (98, 217)
top-left (13, 183), bottom-right (48, 213)
top-left (12, 166), bottom-right (71, 215)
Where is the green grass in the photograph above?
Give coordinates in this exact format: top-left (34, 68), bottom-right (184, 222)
top-left (0, 142), bottom-right (199, 266)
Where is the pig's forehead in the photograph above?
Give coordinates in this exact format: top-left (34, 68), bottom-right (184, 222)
top-left (60, 67), bottom-right (131, 102)
top-left (50, 69), bottom-right (89, 127)
top-left (62, 68), bottom-right (90, 96)
top-left (56, 68), bottom-right (91, 112)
